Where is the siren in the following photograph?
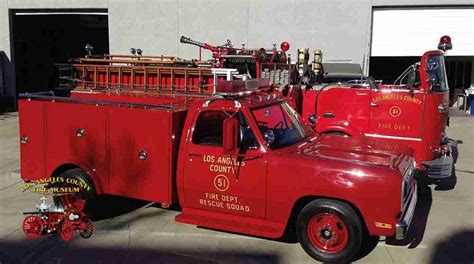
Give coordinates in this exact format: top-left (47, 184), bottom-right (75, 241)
top-left (85, 43), bottom-right (93, 57)
top-left (280, 41), bottom-right (290, 52)
top-left (438, 35), bottom-right (452, 52)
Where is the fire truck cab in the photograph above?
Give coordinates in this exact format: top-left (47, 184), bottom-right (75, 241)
top-left (303, 50), bottom-right (452, 179)
top-left (19, 53), bottom-right (418, 263)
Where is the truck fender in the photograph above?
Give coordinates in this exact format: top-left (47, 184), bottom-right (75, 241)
top-left (50, 163), bottom-right (103, 195)
top-left (318, 122), bottom-right (365, 139)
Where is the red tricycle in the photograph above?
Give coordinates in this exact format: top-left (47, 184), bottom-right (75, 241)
top-left (22, 196), bottom-right (94, 242)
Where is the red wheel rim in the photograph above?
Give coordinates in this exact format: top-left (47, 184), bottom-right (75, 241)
top-left (22, 215), bottom-right (42, 239)
top-left (60, 220), bottom-right (74, 242)
top-left (60, 193), bottom-right (86, 212)
top-left (307, 213), bottom-right (349, 253)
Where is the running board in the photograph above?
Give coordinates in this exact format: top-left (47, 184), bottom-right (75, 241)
top-left (175, 208), bottom-right (285, 239)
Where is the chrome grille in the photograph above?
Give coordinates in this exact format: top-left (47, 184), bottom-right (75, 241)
top-left (402, 161), bottom-right (415, 209)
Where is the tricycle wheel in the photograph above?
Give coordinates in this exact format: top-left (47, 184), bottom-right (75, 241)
top-left (297, 199), bottom-right (363, 263)
top-left (22, 215), bottom-right (42, 239)
top-left (60, 220), bottom-right (74, 242)
top-left (79, 218), bottom-right (94, 239)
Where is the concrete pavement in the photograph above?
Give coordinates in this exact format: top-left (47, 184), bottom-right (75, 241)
top-left (0, 110), bottom-right (473, 264)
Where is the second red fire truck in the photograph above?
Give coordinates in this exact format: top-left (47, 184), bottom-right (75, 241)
top-left (180, 35), bottom-right (454, 179)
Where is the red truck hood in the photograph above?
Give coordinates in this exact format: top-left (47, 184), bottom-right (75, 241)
top-left (295, 134), bottom-right (413, 169)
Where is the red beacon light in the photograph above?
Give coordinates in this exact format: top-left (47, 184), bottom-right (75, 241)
top-left (280, 41), bottom-right (290, 52)
top-left (438, 35), bottom-right (452, 52)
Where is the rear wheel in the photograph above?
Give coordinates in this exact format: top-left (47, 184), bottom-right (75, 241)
top-left (79, 218), bottom-right (94, 239)
top-left (297, 199), bottom-right (363, 263)
top-left (52, 168), bottom-right (97, 216)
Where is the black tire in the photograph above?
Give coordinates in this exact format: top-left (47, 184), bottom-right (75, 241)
top-left (79, 217), bottom-right (94, 239)
top-left (296, 199), bottom-right (363, 263)
top-left (52, 168), bottom-right (97, 217)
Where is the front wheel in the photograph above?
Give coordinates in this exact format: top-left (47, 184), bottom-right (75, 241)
top-left (22, 215), bottom-right (43, 239)
top-left (297, 199), bottom-right (363, 263)
top-left (59, 220), bottom-right (74, 242)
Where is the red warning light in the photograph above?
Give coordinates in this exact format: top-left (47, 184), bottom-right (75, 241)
top-left (280, 41), bottom-right (290, 52)
top-left (438, 35), bottom-right (452, 51)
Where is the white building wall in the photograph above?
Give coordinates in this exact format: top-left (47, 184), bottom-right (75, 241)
top-left (108, 0), bottom-right (374, 67)
top-left (0, 0), bottom-right (472, 104)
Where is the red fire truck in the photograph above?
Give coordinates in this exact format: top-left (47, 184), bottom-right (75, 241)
top-left (19, 53), bottom-right (417, 263)
top-left (180, 36), bottom-right (453, 179)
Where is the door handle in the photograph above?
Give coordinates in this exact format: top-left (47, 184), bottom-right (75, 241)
top-left (370, 102), bottom-right (378, 107)
top-left (239, 155), bottom-right (263, 162)
top-left (322, 112), bottom-right (335, 118)
top-left (21, 136), bottom-right (29, 144)
top-left (356, 92), bottom-right (367, 96)
top-left (76, 128), bottom-right (85, 138)
top-left (188, 153), bottom-right (202, 161)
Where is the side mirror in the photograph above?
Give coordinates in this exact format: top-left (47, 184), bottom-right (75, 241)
top-left (427, 74), bottom-right (439, 89)
top-left (407, 68), bottom-right (416, 88)
top-left (263, 130), bottom-right (275, 148)
top-left (308, 114), bottom-right (317, 126)
top-left (367, 76), bottom-right (379, 91)
top-left (223, 117), bottom-right (239, 153)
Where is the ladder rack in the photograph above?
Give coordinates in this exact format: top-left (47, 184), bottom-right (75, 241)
top-left (59, 54), bottom-right (270, 97)
top-left (67, 64), bottom-right (217, 94)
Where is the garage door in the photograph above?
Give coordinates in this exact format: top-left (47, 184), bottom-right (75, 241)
top-left (371, 8), bottom-right (474, 56)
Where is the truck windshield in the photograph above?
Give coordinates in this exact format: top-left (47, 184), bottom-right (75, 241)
top-left (426, 55), bottom-right (448, 92)
top-left (251, 103), bottom-right (307, 150)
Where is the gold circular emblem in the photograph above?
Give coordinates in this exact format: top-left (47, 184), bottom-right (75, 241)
top-left (214, 174), bottom-right (230, 192)
top-left (389, 106), bottom-right (401, 117)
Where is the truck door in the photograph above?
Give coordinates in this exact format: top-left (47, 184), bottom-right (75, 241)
top-left (182, 109), bottom-right (266, 219)
top-left (368, 89), bottom-right (424, 139)
top-left (316, 87), bottom-right (371, 133)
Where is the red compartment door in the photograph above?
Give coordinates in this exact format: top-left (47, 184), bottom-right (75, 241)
top-left (108, 107), bottom-right (172, 203)
top-left (18, 100), bottom-right (46, 180)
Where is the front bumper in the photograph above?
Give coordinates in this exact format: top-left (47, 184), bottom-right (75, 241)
top-left (422, 151), bottom-right (453, 179)
top-left (395, 183), bottom-right (417, 240)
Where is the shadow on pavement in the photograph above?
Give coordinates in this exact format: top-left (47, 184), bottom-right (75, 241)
top-left (0, 237), bottom-right (281, 264)
top-left (432, 138), bottom-right (461, 191)
top-left (429, 229), bottom-right (474, 264)
top-left (433, 169), bottom-right (457, 191)
top-left (407, 178), bottom-right (432, 249)
top-left (86, 195), bottom-right (150, 221)
top-left (449, 138), bottom-right (462, 165)
top-left (0, 112), bottom-right (18, 120)
top-left (352, 234), bottom-right (379, 261)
